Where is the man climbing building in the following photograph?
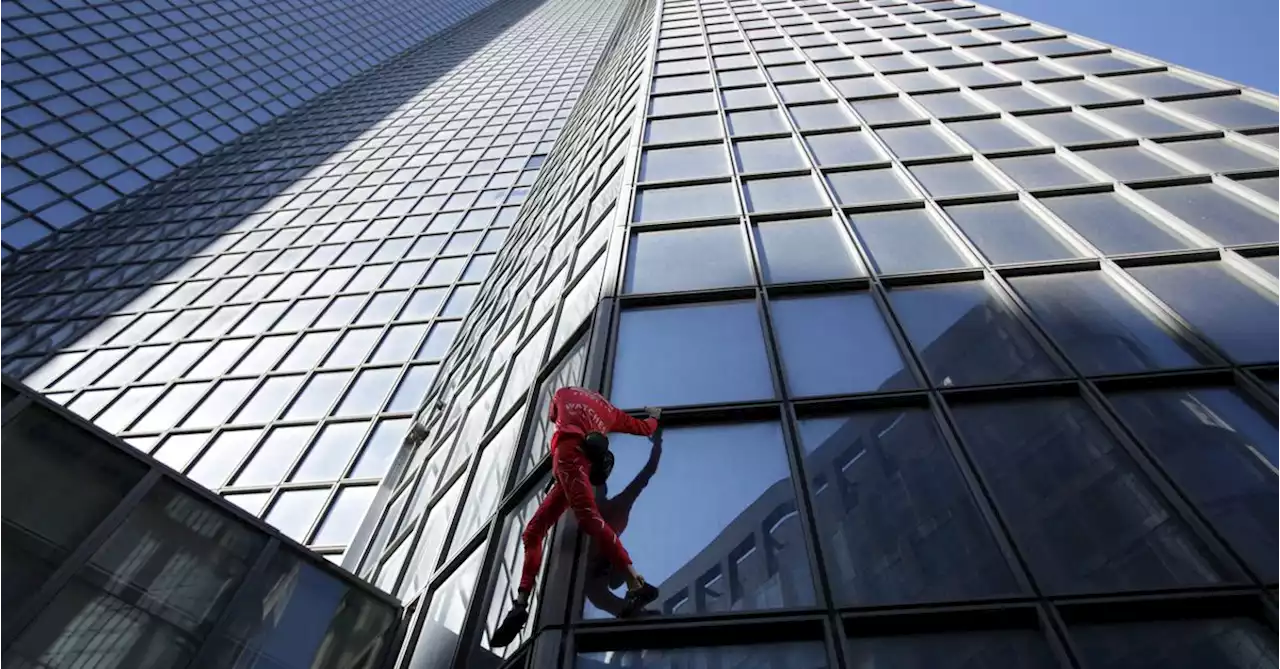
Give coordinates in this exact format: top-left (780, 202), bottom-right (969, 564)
top-left (489, 386), bottom-right (663, 647)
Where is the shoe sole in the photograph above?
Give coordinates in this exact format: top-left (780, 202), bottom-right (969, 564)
top-left (620, 586), bottom-right (659, 618)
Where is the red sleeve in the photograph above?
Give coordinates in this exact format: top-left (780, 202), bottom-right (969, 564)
top-left (608, 407), bottom-right (658, 437)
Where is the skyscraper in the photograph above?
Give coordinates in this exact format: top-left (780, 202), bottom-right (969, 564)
top-left (4, 0), bottom-right (1278, 668)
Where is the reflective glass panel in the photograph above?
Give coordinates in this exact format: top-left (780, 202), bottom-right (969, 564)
top-left (583, 422), bottom-right (815, 618)
top-left (611, 301), bottom-right (774, 408)
top-left (950, 398), bottom-right (1236, 593)
top-left (800, 409), bottom-right (1017, 605)
top-left (889, 281), bottom-right (1061, 386)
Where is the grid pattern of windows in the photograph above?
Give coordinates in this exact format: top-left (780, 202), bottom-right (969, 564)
top-left (1, 0), bottom-right (510, 256)
top-left (351, 0), bottom-right (1277, 667)
top-left (4, 0), bottom-right (629, 563)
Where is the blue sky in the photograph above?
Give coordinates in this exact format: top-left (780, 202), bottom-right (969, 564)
top-left (987, 0), bottom-right (1279, 93)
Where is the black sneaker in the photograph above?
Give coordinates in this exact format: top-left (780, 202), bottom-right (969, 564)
top-left (489, 601), bottom-right (529, 648)
top-left (620, 580), bottom-right (659, 618)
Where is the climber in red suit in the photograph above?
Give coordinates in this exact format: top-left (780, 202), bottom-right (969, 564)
top-left (489, 386), bottom-right (662, 647)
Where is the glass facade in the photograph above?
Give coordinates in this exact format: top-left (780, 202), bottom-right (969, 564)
top-left (3, 0), bottom-right (1278, 668)
top-left (350, 0), bottom-right (1278, 666)
top-left (1, 0), bottom-right (510, 256)
top-left (4, 0), bottom-right (629, 564)
top-left (1, 375), bottom-right (399, 669)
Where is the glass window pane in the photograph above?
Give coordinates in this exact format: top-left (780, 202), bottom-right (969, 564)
top-left (611, 301), bottom-right (774, 408)
top-left (1039, 191), bottom-right (1192, 254)
top-left (402, 542), bottom-right (487, 669)
top-left (292, 421), bottom-right (368, 482)
top-left (974, 85), bottom-right (1057, 111)
top-left (833, 75), bottom-right (893, 99)
top-left (805, 131), bottom-right (883, 166)
top-left (722, 86), bottom-right (774, 109)
top-left (1109, 387), bottom-right (1277, 580)
top-left (948, 199), bottom-right (1080, 263)
top-left (265, 488), bottom-right (330, 542)
top-left (181, 379), bottom-right (256, 428)
top-left (1056, 52), bottom-right (1149, 74)
top-left (187, 429), bottom-right (261, 488)
top-left (800, 408), bottom-right (1018, 606)
top-left (1070, 618), bottom-right (1277, 669)
top-left (1166, 95), bottom-right (1280, 130)
top-left (130, 382), bottom-right (208, 433)
top-left (950, 397), bottom-right (1236, 593)
top-left (877, 124), bottom-right (959, 159)
top-left (849, 208), bottom-right (970, 275)
top-left (912, 91), bottom-right (986, 118)
top-left (1106, 71), bottom-right (1222, 98)
top-left (583, 423), bottom-right (815, 619)
top-left (388, 365), bottom-right (437, 412)
top-left (991, 153), bottom-right (1098, 189)
top-left (284, 371), bottom-right (349, 420)
top-left (630, 225), bottom-right (752, 294)
top-left (1140, 183), bottom-right (1279, 245)
top-left (645, 114), bottom-right (722, 143)
top-left (2, 404), bottom-right (148, 614)
top-left (1037, 79), bottom-right (1124, 105)
top-left (846, 630), bottom-right (1058, 669)
top-left (578, 642), bottom-right (828, 667)
top-left (889, 281), bottom-right (1061, 386)
top-left (640, 143), bottom-right (730, 181)
top-left (1127, 261), bottom-right (1278, 364)
top-left (727, 108), bottom-right (789, 135)
top-left (753, 216), bottom-right (863, 284)
top-left (734, 137), bottom-right (807, 172)
top-left (1012, 271), bottom-right (1215, 373)
top-left (324, 328), bottom-right (379, 367)
top-left (1019, 112), bottom-right (1120, 144)
top-left (940, 64), bottom-right (1012, 87)
top-left (449, 415), bottom-right (521, 555)
top-left (851, 97), bottom-right (922, 124)
top-left (947, 118), bottom-right (1040, 152)
top-left (789, 102), bottom-right (854, 130)
top-left (743, 174), bottom-right (828, 212)
top-left (772, 294), bottom-right (914, 397)
top-left (335, 368), bottom-right (398, 416)
top-left (1075, 145), bottom-right (1189, 181)
top-left (910, 161), bottom-right (1005, 198)
top-left (312, 485), bottom-right (377, 546)
top-left (827, 168), bottom-right (917, 205)
top-left (649, 91), bottom-right (717, 116)
top-left (634, 182), bottom-right (738, 222)
top-left (343, 418), bottom-right (407, 480)
top-left (1091, 104), bottom-right (1200, 137)
top-left (235, 425), bottom-right (312, 486)
top-left (1161, 137), bottom-right (1277, 172)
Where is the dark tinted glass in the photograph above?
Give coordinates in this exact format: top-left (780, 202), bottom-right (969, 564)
top-left (1011, 271), bottom-right (1215, 374)
top-left (772, 294), bottom-right (915, 397)
top-left (1127, 261), bottom-right (1278, 364)
top-left (889, 281), bottom-right (1061, 387)
top-left (950, 398), bottom-right (1236, 593)
top-left (1070, 618), bottom-right (1278, 669)
top-left (846, 629), bottom-right (1058, 669)
top-left (206, 550), bottom-right (397, 669)
top-left (800, 409), bottom-right (1017, 605)
top-left (583, 423), bottom-right (815, 619)
top-left (578, 641), bottom-right (828, 668)
top-left (1109, 388), bottom-right (1277, 580)
top-left (2, 404), bottom-right (148, 624)
top-left (611, 301), bottom-right (775, 408)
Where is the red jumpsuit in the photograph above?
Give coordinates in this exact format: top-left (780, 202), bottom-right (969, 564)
top-left (518, 387), bottom-right (658, 592)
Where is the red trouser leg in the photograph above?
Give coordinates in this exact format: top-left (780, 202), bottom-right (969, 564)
top-left (519, 482), bottom-right (566, 592)
top-left (555, 441), bottom-right (633, 571)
